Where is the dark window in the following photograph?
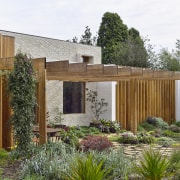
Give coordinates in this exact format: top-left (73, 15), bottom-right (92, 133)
top-left (63, 82), bottom-right (85, 114)
top-left (82, 55), bottom-right (94, 64)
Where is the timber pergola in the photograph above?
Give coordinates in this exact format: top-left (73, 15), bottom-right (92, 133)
top-left (46, 60), bottom-right (180, 81)
top-left (1, 58), bottom-right (180, 149)
top-left (46, 60), bottom-right (180, 134)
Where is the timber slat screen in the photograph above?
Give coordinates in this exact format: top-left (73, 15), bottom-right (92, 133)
top-left (116, 80), bottom-right (175, 132)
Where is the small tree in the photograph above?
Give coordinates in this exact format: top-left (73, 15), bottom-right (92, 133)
top-left (8, 52), bottom-right (37, 157)
top-left (86, 89), bottom-right (108, 121)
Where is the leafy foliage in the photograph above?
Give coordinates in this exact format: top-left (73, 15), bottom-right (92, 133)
top-left (79, 26), bottom-right (95, 45)
top-left (111, 28), bottom-right (149, 67)
top-left (137, 132), bottom-right (155, 144)
top-left (169, 124), bottom-right (180, 133)
top-left (86, 89), bottom-right (108, 121)
top-left (60, 128), bottom-right (79, 147)
top-left (79, 135), bottom-right (113, 152)
top-left (63, 154), bottom-right (112, 180)
top-left (20, 142), bottom-right (85, 180)
top-left (146, 116), bottom-right (169, 130)
top-left (156, 137), bottom-right (175, 147)
top-left (97, 12), bottom-right (128, 64)
top-left (8, 52), bottom-right (37, 157)
top-left (168, 149), bottom-right (180, 179)
top-left (99, 149), bottom-right (131, 179)
top-left (72, 26), bottom-right (97, 46)
top-left (97, 12), bottom-right (148, 67)
top-left (133, 147), bottom-right (170, 179)
top-left (149, 39), bottom-right (180, 70)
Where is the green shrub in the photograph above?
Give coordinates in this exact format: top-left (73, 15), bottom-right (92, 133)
top-left (60, 129), bottom-right (79, 147)
top-left (169, 124), bottom-right (180, 133)
top-left (120, 132), bottom-right (138, 144)
top-left (137, 132), bottom-right (155, 144)
top-left (167, 150), bottom-right (180, 179)
top-left (162, 129), bottom-right (175, 137)
top-left (133, 147), bottom-right (170, 179)
top-left (63, 154), bottom-right (112, 180)
top-left (154, 117), bottom-right (169, 129)
top-left (108, 135), bottom-right (121, 142)
top-left (76, 126), bottom-right (101, 136)
top-left (83, 149), bottom-right (132, 180)
top-left (146, 116), bottom-right (157, 125)
top-left (156, 137), bottom-right (175, 147)
top-left (175, 121), bottom-right (180, 127)
top-left (146, 116), bottom-right (169, 130)
top-left (100, 119), bottom-right (120, 133)
top-left (20, 142), bottom-right (79, 179)
top-left (103, 149), bottom-right (131, 179)
top-left (79, 135), bottom-right (113, 152)
top-left (140, 121), bottom-right (156, 131)
top-left (148, 129), bottom-right (162, 138)
top-left (142, 116), bottom-right (169, 131)
top-left (0, 149), bottom-right (9, 165)
top-left (137, 124), bottom-right (145, 132)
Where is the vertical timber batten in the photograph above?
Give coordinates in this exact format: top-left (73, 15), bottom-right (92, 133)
top-left (0, 75), bottom-right (2, 148)
top-left (129, 79), bottom-right (138, 134)
top-left (33, 58), bottom-right (47, 145)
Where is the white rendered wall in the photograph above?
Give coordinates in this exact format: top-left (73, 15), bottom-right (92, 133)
top-left (175, 80), bottom-right (180, 121)
top-left (96, 82), bottom-right (116, 121)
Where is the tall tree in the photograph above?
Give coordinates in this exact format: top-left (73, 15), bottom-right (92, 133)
top-left (148, 39), bottom-right (180, 71)
top-left (175, 39), bottom-right (180, 59)
top-left (79, 26), bottom-right (93, 45)
top-left (143, 37), bottom-right (159, 69)
top-left (125, 28), bottom-right (149, 67)
top-left (98, 26), bottom-right (149, 67)
top-left (158, 47), bottom-right (180, 71)
top-left (97, 12), bottom-right (128, 64)
top-left (97, 12), bottom-right (148, 67)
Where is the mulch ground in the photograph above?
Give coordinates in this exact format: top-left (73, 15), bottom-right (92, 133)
top-left (0, 160), bottom-right (22, 179)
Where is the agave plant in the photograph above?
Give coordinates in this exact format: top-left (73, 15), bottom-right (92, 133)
top-left (133, 147), bottom-right (170, 180)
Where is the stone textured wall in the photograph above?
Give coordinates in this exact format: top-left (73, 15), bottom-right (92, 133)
top-left (0, 30), bottom-right (101, 63)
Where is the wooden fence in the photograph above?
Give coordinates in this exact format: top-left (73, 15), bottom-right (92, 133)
top-left (116, 79), bottom-right (175, 132)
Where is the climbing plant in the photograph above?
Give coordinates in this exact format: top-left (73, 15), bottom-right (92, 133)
top-left (8, 52), bottom-right (37, 157)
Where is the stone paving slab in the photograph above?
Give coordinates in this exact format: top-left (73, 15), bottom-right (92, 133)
top-left (112, 142), bottom-right (174, 158)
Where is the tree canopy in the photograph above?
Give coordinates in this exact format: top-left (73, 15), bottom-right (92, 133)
top-left (97, 12), bottom-right (148, 67)
top-left (71, 12), bottom-right (179, 70)
top-left (72, 26), bottom-right (96, 46)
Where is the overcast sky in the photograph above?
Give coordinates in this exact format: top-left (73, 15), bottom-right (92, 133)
top-left (0, 0), bottom-right (179, 52)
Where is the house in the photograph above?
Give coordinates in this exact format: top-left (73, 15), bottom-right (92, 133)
top-left (0, 30), bottom-right (179, 128)
top-left (0, 30), bottom-right (116, 127)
